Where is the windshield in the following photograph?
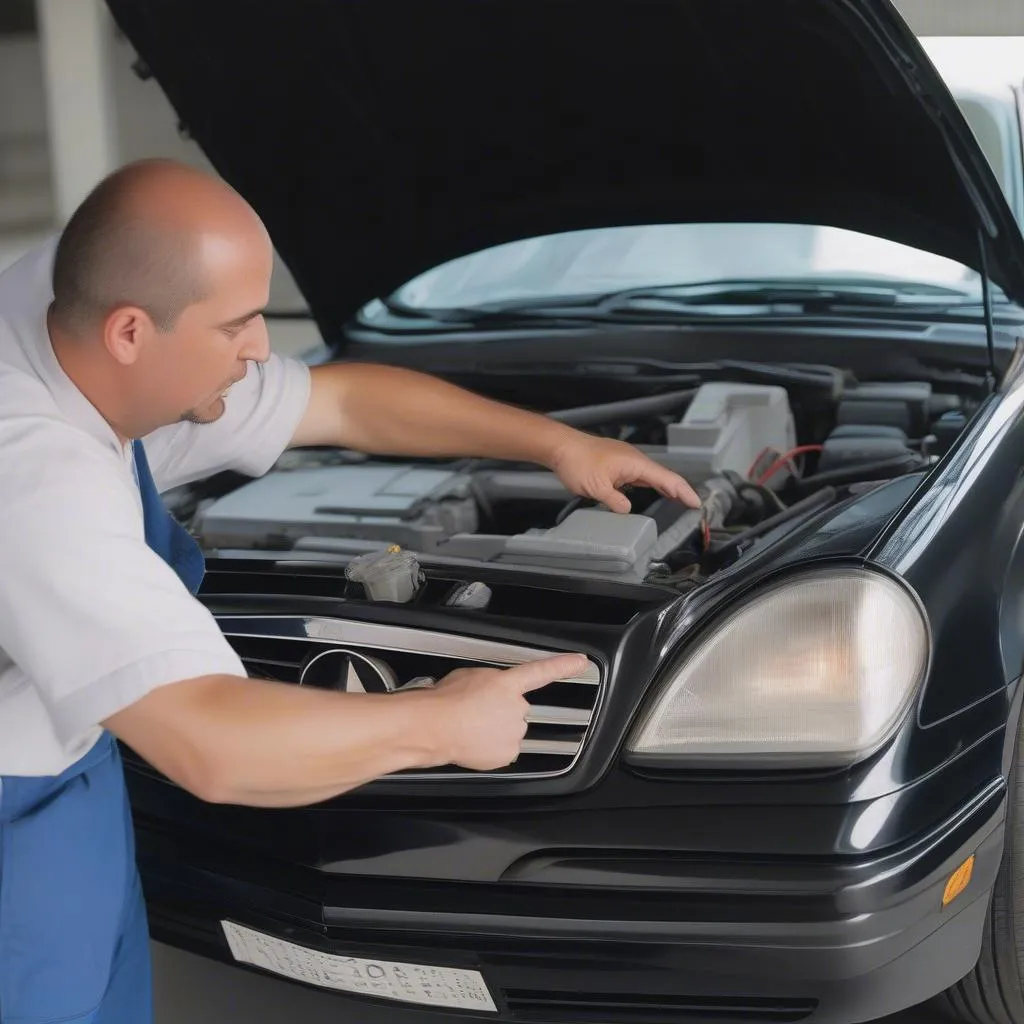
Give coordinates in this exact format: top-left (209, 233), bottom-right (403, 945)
top-left (379, 223), bottom-right (987, 314)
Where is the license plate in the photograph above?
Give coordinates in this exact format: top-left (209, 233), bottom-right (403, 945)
top-left (221, 921), bottom-right (498, 1013)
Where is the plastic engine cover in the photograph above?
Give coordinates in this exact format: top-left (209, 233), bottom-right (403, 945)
top-left (195, 464), bottom-right (477, 550)
top-left (500, 509), bottom-right (658, 575)
top-left (664, 383), bottom-right (796, 479)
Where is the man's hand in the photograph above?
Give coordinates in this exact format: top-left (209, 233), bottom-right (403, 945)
top-left (549, 434), bottom-right (700, 513)
top-left (429, 653), bottom-right (587, 771)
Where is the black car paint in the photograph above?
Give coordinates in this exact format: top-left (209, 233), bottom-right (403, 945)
top-left (128, 335), bottom-right (1024, 846)
top-left (118, 328), bottom-right (1024, 1021)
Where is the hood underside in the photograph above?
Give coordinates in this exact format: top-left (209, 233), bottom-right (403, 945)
top-left (106, 0), bottom-right (1024, 339)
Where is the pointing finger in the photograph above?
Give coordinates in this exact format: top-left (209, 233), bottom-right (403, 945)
top-left (504, 654), bottom-right (589, 693)
top-left (639, 462), bottom-right (700, 508)
top-left (598, 487), bottom-right (632, 514)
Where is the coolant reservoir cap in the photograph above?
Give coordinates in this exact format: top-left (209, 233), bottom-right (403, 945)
top-left (345, 547), bottom-right (424, 603)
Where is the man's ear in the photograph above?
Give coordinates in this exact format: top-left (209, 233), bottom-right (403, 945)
top-left (102, 306), bottom-right (154, 366)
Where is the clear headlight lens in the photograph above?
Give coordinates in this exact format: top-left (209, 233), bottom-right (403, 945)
top-left (626, 567), bottom-right (929, 767)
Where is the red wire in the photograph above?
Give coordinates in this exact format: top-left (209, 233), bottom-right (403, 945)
top-left (746, 446), bottom-right (772, 480)
top-left (755, 444), bottom-right (824, 485)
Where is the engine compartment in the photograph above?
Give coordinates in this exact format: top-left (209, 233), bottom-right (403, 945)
top-left (176, 373), bottom-right (973, 597)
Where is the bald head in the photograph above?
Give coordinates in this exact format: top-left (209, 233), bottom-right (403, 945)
top-left (51, 159), bottom-right (266, 334)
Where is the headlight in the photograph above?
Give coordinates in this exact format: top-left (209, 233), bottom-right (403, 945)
top-left (626, 567), bottom-right (929, 767)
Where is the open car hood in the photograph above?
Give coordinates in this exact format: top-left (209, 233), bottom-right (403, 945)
top-left (105, 0), bottom-right (1024, 341)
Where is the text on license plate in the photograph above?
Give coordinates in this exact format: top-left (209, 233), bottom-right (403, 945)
top-left (221, 921), bottom-right (497, 1013)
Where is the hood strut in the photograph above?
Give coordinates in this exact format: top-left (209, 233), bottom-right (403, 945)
top-left (978, 228), bottom-right (998, 392)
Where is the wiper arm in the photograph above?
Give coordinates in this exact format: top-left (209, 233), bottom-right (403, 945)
top-left (614, 283), bottom-right (899, 310)
top-left (378, 296), bottom-right (609, 328)
top-left (605, 280), bottom-right (987, 314)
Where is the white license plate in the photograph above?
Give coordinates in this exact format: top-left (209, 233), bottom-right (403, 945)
top-left (221, 921), bottom-right (497, 1013)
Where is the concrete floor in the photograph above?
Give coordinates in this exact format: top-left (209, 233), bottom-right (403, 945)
top-left (152, 940), bottom-right (943, 1024)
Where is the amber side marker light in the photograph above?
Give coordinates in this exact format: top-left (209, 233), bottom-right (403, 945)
top-left (942, 856), bottom-right (975, 907)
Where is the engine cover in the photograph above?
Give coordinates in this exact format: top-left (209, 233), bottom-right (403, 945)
top-left (662, 382), bottom-right (796, 479)
top-left (195, 464), bottom-right (477, 550)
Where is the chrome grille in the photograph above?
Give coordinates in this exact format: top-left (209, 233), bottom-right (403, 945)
top-left (217, 615), bottom-right (602, 780)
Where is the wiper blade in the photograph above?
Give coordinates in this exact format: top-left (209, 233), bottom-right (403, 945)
top-left (623, 283), bottom-right (895, 306)
top-left (607, 280), bottom-right (984, 313)
top-left (377, 296), bottom-right (609, 328)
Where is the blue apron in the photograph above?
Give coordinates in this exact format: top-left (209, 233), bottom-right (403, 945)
top-left (0, 440), bottom-right (205, 1023)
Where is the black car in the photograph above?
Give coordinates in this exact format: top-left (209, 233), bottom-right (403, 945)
top-left (105, 2), bottom-right (1024, 1022)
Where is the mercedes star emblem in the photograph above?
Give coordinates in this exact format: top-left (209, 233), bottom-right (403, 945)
top-left (299, 648), bottom-right (399, 694)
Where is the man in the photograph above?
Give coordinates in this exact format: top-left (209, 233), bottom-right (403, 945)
top-left (0, 159), bottom-right (698, 1023)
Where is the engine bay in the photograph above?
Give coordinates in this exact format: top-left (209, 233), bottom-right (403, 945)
top-left (176, 372), bottom-right (973, 597)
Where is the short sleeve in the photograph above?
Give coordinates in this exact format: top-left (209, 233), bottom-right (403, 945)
top-left (143, 352), bottom-right (311, 492)
top-left (0, 422), bottom-right (247, 748)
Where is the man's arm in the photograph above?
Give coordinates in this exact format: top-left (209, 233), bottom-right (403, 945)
top-left (103, 654), bottom-right (585, 807)
top-left (0, 428), bottom-right (585, 804)
top-left (292, 363), bottom-right (577, 464)
top-left (290, 362), bottom-right (700, 511)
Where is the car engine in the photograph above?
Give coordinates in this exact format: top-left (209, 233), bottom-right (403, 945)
top-left (177, 377), bottom-right (969, 597)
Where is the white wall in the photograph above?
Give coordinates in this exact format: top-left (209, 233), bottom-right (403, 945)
top-left (0, 35), bottom-right (48, 136)
top-left (0, 21), bottom-right (307, 315)
top-left (0, 35), bottom-right (53, 228)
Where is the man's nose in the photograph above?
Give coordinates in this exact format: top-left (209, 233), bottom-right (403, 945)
top-left (239, 318), bottom-right (270, 363)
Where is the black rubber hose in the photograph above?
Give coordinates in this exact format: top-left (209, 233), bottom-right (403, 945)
top-left (706, 486), bottom-right (837, 566)
top-left (548, 388), bottom-right (697, 428)
top-left (789, 455), bottom-right (923, 495)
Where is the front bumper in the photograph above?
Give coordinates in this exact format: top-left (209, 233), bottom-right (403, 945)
top-left (132, 778), bottom-right (1008, 1024)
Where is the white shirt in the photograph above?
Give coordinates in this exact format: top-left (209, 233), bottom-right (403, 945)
top-left (0, 237), bottom-right (312, 776)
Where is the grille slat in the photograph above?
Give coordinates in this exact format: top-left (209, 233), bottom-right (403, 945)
top-left (220, 616), bottom-right (602, 780)
top-left (520, 738), bottom-right (581, 756)
top-left (526, 705), bottom-right (590, 727)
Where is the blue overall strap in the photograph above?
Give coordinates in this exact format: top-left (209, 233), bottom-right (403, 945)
top-left (132, 438), bottom-right (205, 595)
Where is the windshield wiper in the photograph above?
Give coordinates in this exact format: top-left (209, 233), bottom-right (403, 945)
top-left (376, 296), bottom-right (609, 328)
top-left (372, 277), bottom-right (1002, 332)
top-left (603, 277), bottom-right (995, 314)
top-left (619, 282), bottom-right (896, 307)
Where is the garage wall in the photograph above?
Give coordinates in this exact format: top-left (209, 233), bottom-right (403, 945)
top-left (0, 16), bottom-right (308, 315)
top-left (894, 0), bottom-right (1024, 36)
top-left (108, 32), bottom-right (307, 314)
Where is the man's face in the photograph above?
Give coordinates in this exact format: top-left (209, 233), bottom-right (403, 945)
top-left (143, 234), bottom-right (272, 426)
